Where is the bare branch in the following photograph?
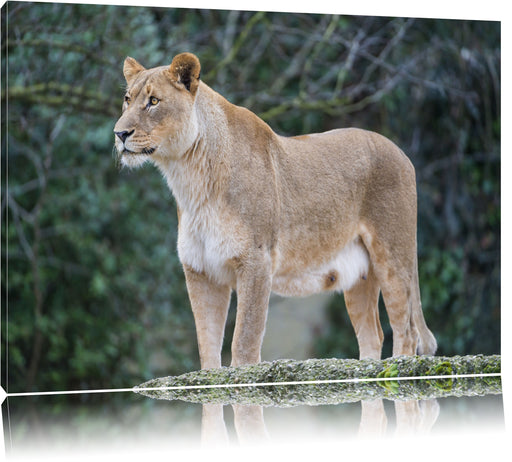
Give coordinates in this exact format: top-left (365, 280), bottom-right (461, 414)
top-left (204, 11), bottom-right (267, 82)
top-left (7, 196), bottom-right (35, 262)
top-left (334, 27), bottom-right (367, 94)
top-left (299, 15), bottom-right (341, 96)
top-left (360, 18), bottom-right (415, 86)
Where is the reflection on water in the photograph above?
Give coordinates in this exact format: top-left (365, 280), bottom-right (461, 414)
top-left (3, 381), bottom-right (504, 459)
top-left (200, 398), bottom-right (440, 444)
top-left (134, 365), bottom-right (501, 444)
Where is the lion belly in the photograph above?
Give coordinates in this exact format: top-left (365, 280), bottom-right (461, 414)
top-left (178, 205), bottom-right (370, 297)
top-left (271, 238), bottom-right (369, 297)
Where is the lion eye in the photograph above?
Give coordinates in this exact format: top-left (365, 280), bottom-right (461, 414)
top-left (149, 96), bottom-right (159, 106)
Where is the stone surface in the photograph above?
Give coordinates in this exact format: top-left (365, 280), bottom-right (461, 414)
top-left (134, 355), bottom-right (501, 407)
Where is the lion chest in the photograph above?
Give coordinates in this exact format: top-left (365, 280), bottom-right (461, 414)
top-left (177, 208), bottom-right (243, 286)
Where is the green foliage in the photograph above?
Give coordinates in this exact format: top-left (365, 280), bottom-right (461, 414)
top-left (1, 3), bottom-right (500, 400)
top-left (2, 2), bottom-right (195, 396)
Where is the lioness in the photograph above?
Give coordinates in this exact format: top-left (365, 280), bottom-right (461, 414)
top-left (114, 52), bottom-right (436, 369)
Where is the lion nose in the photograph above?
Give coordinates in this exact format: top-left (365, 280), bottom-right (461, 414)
top-left (115, 129), bottom-right (134, 143)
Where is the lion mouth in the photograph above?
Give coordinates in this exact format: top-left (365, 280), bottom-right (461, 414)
top-left (121, 147), bottom-right (156, 155)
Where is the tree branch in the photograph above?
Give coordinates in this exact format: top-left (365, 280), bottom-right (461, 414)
top-left (6, 38), bottom-right (113, 66)
top-left (4, 83), bottom-right (118, 117)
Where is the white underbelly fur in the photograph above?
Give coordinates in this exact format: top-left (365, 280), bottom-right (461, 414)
top-left (271, 239), bottom-right (370, 297)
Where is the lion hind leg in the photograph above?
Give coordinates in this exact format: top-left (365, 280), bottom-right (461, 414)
top-left (380, 280), bottom-right (419, 357)
top-left (344, 264), bottom-right (383, 360)
top-left (410, 256), bottom-right (437, 355)
top-left (359, 229), bottom-right (421, 357)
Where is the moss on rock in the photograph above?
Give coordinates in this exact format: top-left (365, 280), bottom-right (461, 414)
top-left (134, 355), bottom-right (501, 407)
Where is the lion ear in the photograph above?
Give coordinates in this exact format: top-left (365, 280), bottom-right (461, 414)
top-left (168, 53), bottom-right (201, 95)
top-left (123, 57), bottom-right (145, 86)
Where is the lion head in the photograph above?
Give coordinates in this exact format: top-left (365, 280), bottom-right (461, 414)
top-left (113, 52), bottom-right (201, 168)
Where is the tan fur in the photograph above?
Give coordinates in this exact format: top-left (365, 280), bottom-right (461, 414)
top-left (114, 52), bottom-right (436, 369)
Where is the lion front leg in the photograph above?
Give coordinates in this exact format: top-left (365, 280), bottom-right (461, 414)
top-left (231, 255), bottom-right (272, 367)
top-left (183, 265), bottom-right (231, 369)
top-left (201, 404), bottom-right (229, 445)
top-left (232, 404), bottom-right (269, 443)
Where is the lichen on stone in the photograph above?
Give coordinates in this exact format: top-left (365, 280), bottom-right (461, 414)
top-left (134, 355), bottom-right (501, 407)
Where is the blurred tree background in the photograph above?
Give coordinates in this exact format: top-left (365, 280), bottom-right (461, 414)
top-left (1, 2), bottom-right (500, 397)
